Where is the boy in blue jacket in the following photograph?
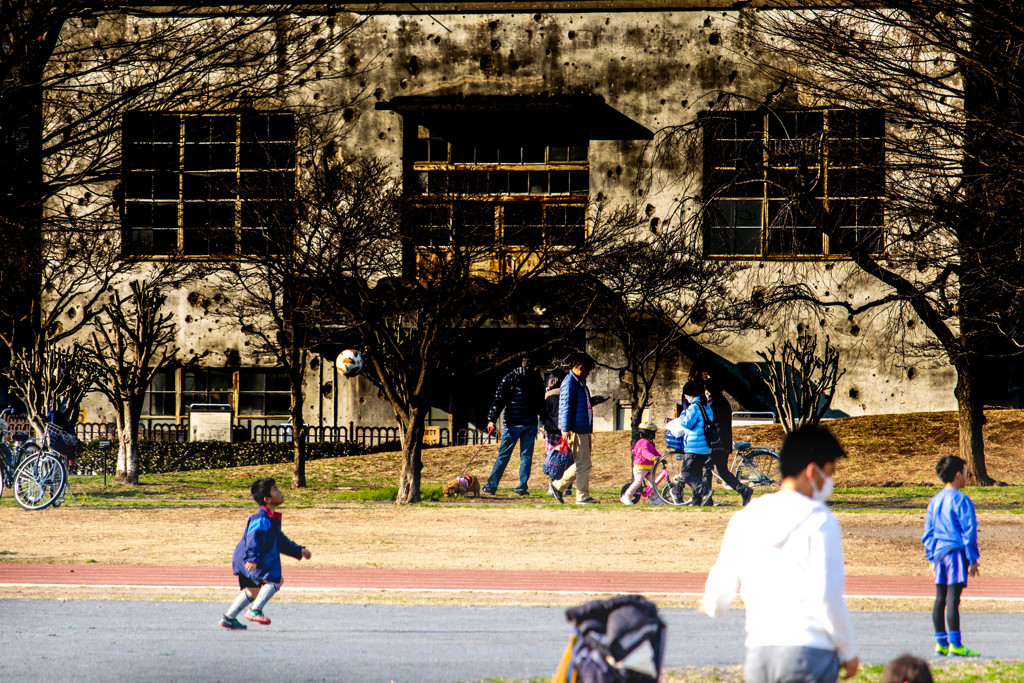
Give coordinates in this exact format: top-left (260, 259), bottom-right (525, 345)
top-left (219, 478), bottom-right (311, 630)
top-left (922, 455), bottom-right (980, 657)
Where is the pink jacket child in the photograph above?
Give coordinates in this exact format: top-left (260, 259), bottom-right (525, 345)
top-left (621, 421), bottom-right (664, 505)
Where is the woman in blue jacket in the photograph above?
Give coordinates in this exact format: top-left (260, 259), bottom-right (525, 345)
top-left (665, 380), bottom-right (714, 505)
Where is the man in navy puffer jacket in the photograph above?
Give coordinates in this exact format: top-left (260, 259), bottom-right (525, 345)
top-left (483, 356), bottom-right (545, 495)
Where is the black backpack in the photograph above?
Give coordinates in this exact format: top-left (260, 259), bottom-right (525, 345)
top-left (696, 404), bottom-right (721, 447)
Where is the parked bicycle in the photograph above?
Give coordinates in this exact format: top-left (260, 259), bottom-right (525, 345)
top-left (649, 441), bottom-right (781, 506)
top-left (37, 422), bottom-right (78, 509)
top-left (0, 409), bottom-right (68, 510)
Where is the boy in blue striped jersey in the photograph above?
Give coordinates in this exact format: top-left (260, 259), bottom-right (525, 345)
top-left (922, 456), bottom-right (980, 657)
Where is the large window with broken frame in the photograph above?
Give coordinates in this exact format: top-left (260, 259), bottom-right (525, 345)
top-left (406, 126), bottom-right (589, 250)
top-left (142, 367), bottom-right (290, 419)
top-left (122, 112), bottom-right (296, 257)
top-left (703, 109), bottom-right (884, 257)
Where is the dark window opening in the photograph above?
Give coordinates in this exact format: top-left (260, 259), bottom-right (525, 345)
top-left (407, 125), bottom-right (589, 250)
top-left (123, 112), bottom-right (296, 257)
top-left (702, 108), bottom-right (884, 258)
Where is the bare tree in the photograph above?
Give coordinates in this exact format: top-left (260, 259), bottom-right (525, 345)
top-left (588, 225), bottom-right (754, 445)
top-left (213, 180), bottom-right (323, 488)
top-left (85, 277), bottom-right (184, 484)
top-left (725, 1), bottom-right (1024, 483)
top-left (265, 146), bottom-right (625, 503)
top-left (0, 2), bottom-right (372, 452)
top-left (2, 342), bottom-right (98, 436)
top-left (756, 334), bottom-right (845, 433)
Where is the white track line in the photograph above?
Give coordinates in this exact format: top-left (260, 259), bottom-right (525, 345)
top-left (2, 583), bottom-right (1021, 600)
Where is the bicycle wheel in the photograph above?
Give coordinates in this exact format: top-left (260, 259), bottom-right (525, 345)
top-left (733, 449), bottom-right (782, 489)
top-left (7, 441), bottom-right (41, 502)
top-left (13, 451), bottom-right (67, 510)
top-left (650, 456), bottom-right (693, 506)
top-left (619, 481), bottom-right (642, 504)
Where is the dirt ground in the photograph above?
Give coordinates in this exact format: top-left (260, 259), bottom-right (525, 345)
top-left (2, 505), bottom-right (1021, 578)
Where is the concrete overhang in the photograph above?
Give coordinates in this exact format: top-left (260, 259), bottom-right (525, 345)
top-left (376, 94), bottom-right (654, 140)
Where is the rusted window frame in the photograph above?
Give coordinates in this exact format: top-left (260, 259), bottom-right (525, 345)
top-left (703, 108), bottom-right (885, 260)
top-left (141, 366), bottom-right (291, 421)
top-left (122, 111), bottom-right (297, 259)
top-left (408, 125), bottom-right (590, 254)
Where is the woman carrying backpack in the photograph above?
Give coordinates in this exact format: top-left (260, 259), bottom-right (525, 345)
top-left (664, 380), bottom-right (715, 506)
top-left (689, 365), bottom-right (753, 507)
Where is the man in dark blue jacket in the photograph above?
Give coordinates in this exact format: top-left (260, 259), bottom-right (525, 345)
top-left (483, 356), bottom-right (545, 495)
top-left (550, 352), bottom-right (607, 505)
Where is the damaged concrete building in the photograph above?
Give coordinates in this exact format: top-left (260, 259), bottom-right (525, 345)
top-left (55, 1), bottom-right (1018, 438)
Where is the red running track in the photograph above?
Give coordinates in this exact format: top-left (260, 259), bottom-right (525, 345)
top-left (2, 564), bottom-right (1023, 599)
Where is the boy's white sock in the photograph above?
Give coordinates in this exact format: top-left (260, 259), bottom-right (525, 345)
top-left (224, 591), bottom-right (253, 619)
top-left (248, 582), bottom-right (280, 613)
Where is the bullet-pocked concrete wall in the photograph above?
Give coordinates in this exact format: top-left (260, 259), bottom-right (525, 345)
top-left (72, 5), bottom-right (958, 430)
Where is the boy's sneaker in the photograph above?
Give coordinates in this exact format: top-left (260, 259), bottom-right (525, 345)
top-left (548, 483), bottom-right (564, 504)
top-left (934, 644), bottom-right (949, 656)
top-left (245, 609), bottom-right (271, 625)
top-left (947, 644), bottom-right (979, 657)
top-left (575, 497), bottom-right (600, 505)
top-left (564, 487), bottom-right (573, 497)
top-left (219, 616), bottom-right (247, 630)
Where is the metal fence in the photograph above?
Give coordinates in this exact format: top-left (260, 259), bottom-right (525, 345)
top-left (454, 428), bottom-right (502, 445)
top-left (250, 422), bottom-right (409, 448)
top-left (3, 416), bottom-right (497, 450)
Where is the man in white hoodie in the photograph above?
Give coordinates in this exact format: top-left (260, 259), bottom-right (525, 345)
top-left (701, 425), bottom-right (859, 682)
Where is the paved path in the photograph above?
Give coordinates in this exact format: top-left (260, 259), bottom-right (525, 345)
top-left (3, 564), bottom-right (1024, 599)
top-left (1, 600), bottom-right (1022, 682)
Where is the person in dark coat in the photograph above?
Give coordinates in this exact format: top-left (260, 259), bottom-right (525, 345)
top-left (690, 365), bottom-right (753, 506)
top-left (483, 356), bottom-right (545, 495)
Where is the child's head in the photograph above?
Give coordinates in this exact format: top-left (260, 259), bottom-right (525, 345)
top-left (936, 454), bottom-right (966, 484)
top-left (638, 419), bottom-right (657, 441)
top-left (681, 380), bottom-right (704, 401)
top-left (251, 478), bottom-right (277, 505)
top-left (882, 654), bottom-right (933, 683)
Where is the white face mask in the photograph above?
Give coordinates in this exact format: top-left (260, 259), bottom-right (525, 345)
top-left (811, 464), bottom-right (834, 503)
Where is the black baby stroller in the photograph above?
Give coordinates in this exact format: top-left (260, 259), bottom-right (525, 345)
top-left (552, 595), bottom-right (666, 683)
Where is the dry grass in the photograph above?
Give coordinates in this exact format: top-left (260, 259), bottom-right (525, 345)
top-left (387, 409), bottom-right (1024, 491)
top-left (2, 410), bottom-right (1023, 607)
top-left (2, 505), bottom-right (1022, 577)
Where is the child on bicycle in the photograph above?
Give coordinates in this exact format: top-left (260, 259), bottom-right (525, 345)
top-left (621, 420), bottom-right (663, 505)
top-left (922, 455), bottom-right (980, 657)
top-left (219, 477), bottom-right (311, 630)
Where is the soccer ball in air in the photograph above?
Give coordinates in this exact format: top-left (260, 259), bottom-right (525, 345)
top-left (336, 349), bottom-right (364, 378)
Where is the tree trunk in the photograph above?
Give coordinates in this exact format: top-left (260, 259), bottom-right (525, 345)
top-left (123, 401), bottom-right (141, 485)
top-left (291, 398), bottom-right (307, 489)
top-left (953, 358), bottom-right (992, 485)
top-left (396, 408), bottom-right (425, 503)
top-left (113, 404), bottom-right (137, 484)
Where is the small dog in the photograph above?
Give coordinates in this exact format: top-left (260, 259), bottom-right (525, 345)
top-left (443, 473), bottom-right (481, 498)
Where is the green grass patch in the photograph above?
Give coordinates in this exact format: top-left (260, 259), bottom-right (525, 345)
top-left (472, 660), bottom-right (1024, 683)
